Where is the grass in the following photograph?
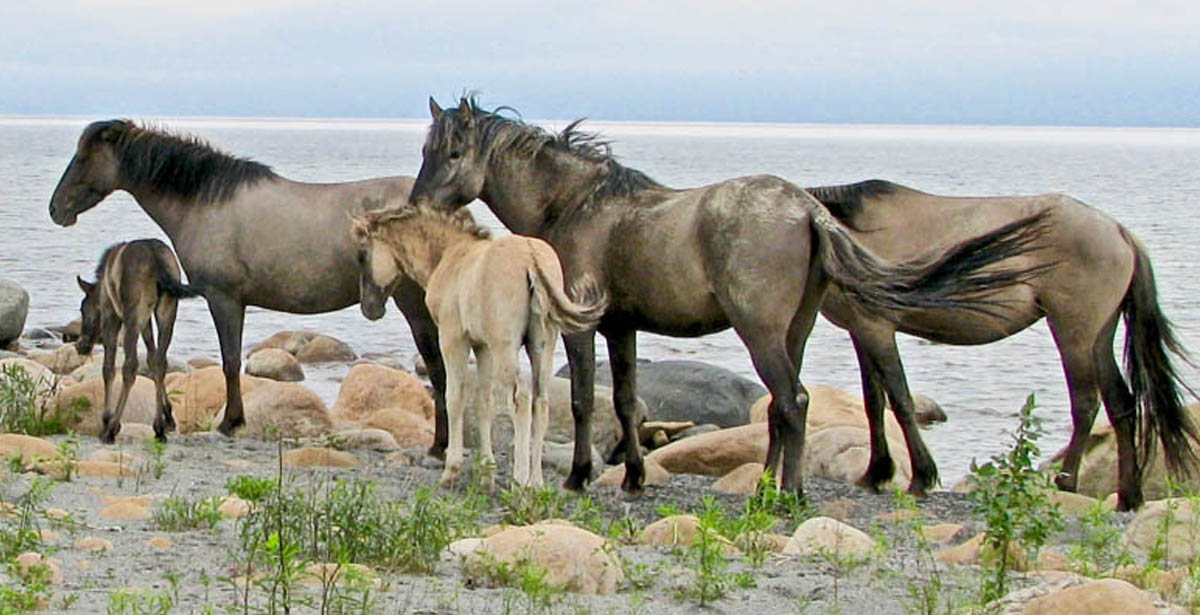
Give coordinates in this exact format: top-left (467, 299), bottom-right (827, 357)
top-left (152, 495), bottom-right (223, 532)
top-left (0, 363), bottom-right (88, 437)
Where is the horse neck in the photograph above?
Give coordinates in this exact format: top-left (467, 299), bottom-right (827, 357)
top-left (382, 216), bottom-right (479, 287)
top-left (118, 180), bottom-right (190, 241)
top-left (482, 147), bottom-right (605, 236)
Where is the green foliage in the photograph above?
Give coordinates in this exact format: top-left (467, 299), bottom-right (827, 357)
top-left (0, 364), bottom-right (88, 436)
top-left (225, 475), bottom-right (275, 504)
top-left (497, 485), bottom-right (603, 533)
top-left (1066, 500), bottom-right (1133, 577)
top-left (142, 438), bottom-right (167, 481)
top-left (53, 435), bottom-right (79, 482)
top-left (152, 495), bottom-right (223, 532)
top-left (0, 478), bottom-right (55, 614)
top-left (472, 553), bottom-right (562, 614)
top-left (106, 588), bottom-right (173, 615)
top-left (968, 393), bottom-right (1064, 605)
top-left (673, 497), bottom-right (736, 606)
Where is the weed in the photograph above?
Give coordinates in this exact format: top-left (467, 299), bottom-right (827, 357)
top-left (968, 393), bottom-right (1064, 605)
top-left (1066, 499), bottom-right (1133, 577)
top-left (673, 497), bottom-right (736, 606)
top-left (52, 434), bottom-right (79, 482)
top-left (225, 475), bottom-right (275, 504)
top-left (106, 588), bottom-right (173, 615)
top-left (498, 485), bottom-right (604, 533)
top-left (151, 495), bottom-right (223, 532)
top-left (142, 438), bottom-right (167, 480)
top-left (0, 364), bottom-right (88, 436)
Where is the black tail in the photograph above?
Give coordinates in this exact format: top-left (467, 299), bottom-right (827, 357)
top-left (153, 252), bottom-right (201, 299)
top-left (1119, 228), bottom-right (1199, 479)
top-left (809, 204), bottom-right (1055, 317)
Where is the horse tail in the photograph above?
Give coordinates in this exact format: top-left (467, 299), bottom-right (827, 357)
top-left (1118, 227), bottom-right (1199, 479)
top-left (807, 199), bottom-right (1055, 317)
top-left (528, 255), bottom-right (608, 334)
top-left (152, 248), bottom-right (201, 299)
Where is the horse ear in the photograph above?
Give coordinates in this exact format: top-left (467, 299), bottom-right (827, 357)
top-left (347, 213), bottom-right (370, 242)
top-left (76, 275), bottom-right (94, 293)
top-left (429, 97), bottom-right (443, 121)
top-left (458, 98), bottom-right (473, 126)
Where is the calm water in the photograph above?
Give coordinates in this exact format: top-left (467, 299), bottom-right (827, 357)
top-left (3, 116), bottom-right (1200, 483)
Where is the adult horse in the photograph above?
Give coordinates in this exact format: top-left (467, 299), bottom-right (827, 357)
top-left (807, 180), bottom-right (1198, 511)
top-left (48, 119), bottom-right (448, 448)
top-left (407, 97), bottom-right (1051, 497)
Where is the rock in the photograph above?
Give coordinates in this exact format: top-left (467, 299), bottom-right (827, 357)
top-left (541, 441), bottom-right (606, 480)
top-left (1050, 402), bottom-right (1200, 500)
top-left (1035, 549), bottom-right (1071, 572)
top-left (218, 496), bottom-right (252, 519)
top-left (251, 330), bottom-right (357, 363)
top-left (545, 378), bottom-right (631, 461)
top-left (113, 422), bottom-right (157, 444)
top-left (187, 357), bottom-right (219, 369)
top-left (639, 515), bottom-right (737, 555)
top-left (48, 318), bottom-right (82, 343)
top-left (98, 501), bottom-right (151, 521)
top-left (15, 552), bottom-right (62, 586)
top-left (74, 536), bottom-right (113, 553)
top-left (0, 279), bottom-right (29, 345)
top-left (29, 345), bottom-right (88, 375)
top-left (559, 359), bottom-right (763, 428)
top-left (645, 423), bottom-right (766, 477)
top-left (933, 532), bottom-right (1028, 570)
top-left (333, 363), bottom-right (433, 423)
top-left (1124, 498), bottom-right (1200, 565)
top-left (445, 537), bottom-right (484, 559)
top-left (670, 423), bottom-right (721, 441)
top-left (329, 428), bottom-right (400, 451)
top-left (783, 517), bottom-right (876, 561)
top-left (0, 358), bottom-right (59, 410)
top-left (638, 420), bottom-right (695, 446)
top-left (44, 508), bottom-right (70, 520)
top-left (362, 408), bottom-right (434, 449)
top-left (712, 462), bottom-right (765, 495)
top-left (282, 446), bottom-right (359, 468)
top-left (803, 425), bottom-right (912, 490)
top-left (301, 563), bottom-right (380, 589)
top-left (357, 353), bottom-right (406, 371)
top-left (75, 460), bottom-right (137, 479)
top-left (1022, 578), bottom-right (1155, 615)
top-left (217, 382), bottom-right (334, 439)
top-left (69, 350), bottom-right (189, 382)
top-left (914, 393), bottom-right (947, 424)
top-left (164, 367), bottom-right (272, 433)
top-left (0, 434), bottom-right (61, 463)
top-left (919, 523), bottom-right (965, 544)
top-left (1047, 491), bottom-right (1101, 518)
top-left (57, 375), bottom-right (160, 436)
top-left (245, 348), bottom-right (304, 382)
top-left (816, 498), bottom-right (861, 521)
top-left (147, 537), bottom-right (173, 550)
top-left (594, 457), bottom-right (671, 488)
top-left (465, 522), bottom-right (624, 594)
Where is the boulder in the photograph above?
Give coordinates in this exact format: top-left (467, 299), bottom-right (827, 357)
top-left (593, 457), bottom-right (671, 488)
top-left (541, 441), bottom-right (606, 480)
top-left (57, 375), bottom-right (160, 436)
top-left (464, 521), bottom-right (624, 594)
top-left (646, 423), bottom-right (766, 477)
top-left (164, 367), bottom-right (272, 433)
top-left (215, 381), bottom-right (334, 440)
top-left (558, 359), bottom-right (763, 428)
top-left (29, 345), bottom-right (88, 375)
top-left (1124, 498), bottom-right (1200, 565)
top-left (68, 350), bottom-right (189, 382)
top-left (933, 532), bottom-right (1028, 571)
top-left (0, 434), bottom-right (61, 463)
top-left (330, 428), bottom-right (400, 451)
top-left (803, 425), bottom-right (912, 490)
top-left (1022, 578), bottom-right (1155, 615)
top-left (712, 462), bottom-right (765, 495)
top-left (362, 408), bottom-right (434, 449)
top-left (783, 516), bottom-right (876, 561)
top-left (245, 348), bottom-right (305, 382)
top-left (282, 446), bottom-right (359, 468)
top-left (0, 279), bottom-right (29, 346)
top-left (333, 363), bottom-right (433, 423)
top-left (0, 357), bottom-right (57, 387)
top-left (250, 330), bottom-right (356, 363)
top-left (546, 378), bottom-right (628, 461)
top-left (638, 515), bottom-right (736, 555)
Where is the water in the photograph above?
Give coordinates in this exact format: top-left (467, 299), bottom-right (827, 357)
top-left (4, 116), bottom-right (1200, 484)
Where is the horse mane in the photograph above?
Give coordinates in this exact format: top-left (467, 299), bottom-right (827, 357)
top-left (93, 241), bottom-right (125, 281)
top-left (434, 96), bottom-right (663, 202)
top-left (90, 120), bottom-right (276, 204)
top-left (365, 203), bottom-right (490, 241)
top-left (805, 179), bottom-right (901, 226)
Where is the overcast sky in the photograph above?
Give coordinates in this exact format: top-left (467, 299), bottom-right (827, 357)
top-left (3, 0), bottom-right (1199, 126)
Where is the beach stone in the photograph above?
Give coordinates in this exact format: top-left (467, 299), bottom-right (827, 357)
top-left (98, 501), bottom-right (150, 521)
top-left (252, 330), bottom-right (356, 363)
top-left (0, 434), bottom-right (60, 463)
top-left (914, 393), bottom-right (947, 424)
top-left (919, 523), bottom-right (965, 544)
top-left (670, 423), bottom-right (721, 442)
top-left (44, 508), bottom-right (70, 520)
top-left (330, 427), bottom-right (400, 451)
top-left (0, 358), bottom-right (59, 409)
top-left (645, 422), bottom-right (766, 477)
top-left (69, 350), bottom-right (189, 382)
top-left (147, 536), bottom-right (173, 550)
top-left (446, 537), bottom-right (484, 559)
top-left (541, 441), bottom-right (606, 479)
top-left (218, 496), bottom-right (252, 519)
top-left (38, 529), bottom-right (59, 542)
top-left (164, 367), bottom-right (272, 433)
top-left (334, 363), bottom-right (433, 423)
top-left (639, 515), bottom-right (738, 555)
top-left (559, 359), bottom-right (763, 428)
top-left (245, 348), bottom-right (304, 382)
top-left (1047, 490), bottom-right (1101, 517)
top-left (817, 498), bottom-right (861, 521)
top-left (357, 353), bottom-right (406, 371)
top-left (75, 460), bottom-right (137, 479)
top-left (282, 446), bottom-right (359, 468)
top-left (933, 532), bottom-right (1029, 570)
top-left (57, 375), bottom-right (159, 436)
top-left (712, 462), bottom-right (765, 495)
top-left (546, 378), bottom-right (628, 461)
top-left (1022, 578), bottom-right (1154, 615)
top-left (29, 345), bottom-right (88, 375)
top-left (1035, 549), bottom-right (1071, 572)
top-left (187, 357), bottom-right (219, 369)
top-left (0, 279), bottom-right (29, 345)
top-left (216, 381), bottom-right (334, 439)
top-left (363, 408), bottom-right (434, 449)
top-left (783, 516), bottom-right (875, 560)
top-left (465, 521), bottom-right (624, 594)
top-left (74, 536), bottom-right (113, 553)
top-left (15, 552), bottom-right (62, 586)
top-left (804, 425), bottom-right (912, 490)
top-left (113, 422), bottom-right (157, 444)
top-left (594, 457), bottom-right (671, 488)
top-left (48, 318), bottom-right (82, 343)
top-left (1124, 498), bottom-right (1200, 565)
top-left (301, 563), bottom-right (380, 589)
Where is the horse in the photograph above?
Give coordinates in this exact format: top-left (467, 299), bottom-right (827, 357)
top-left (75, 239), bottom-right (199, 443)
top-left (806, 179), bottom-right (1199, 510)
top-left (349, 203), bottom-right (606, 488)
top-left (48, 119), bottom-right (449, 451)
top-left (407, 96), bottom-right (1053, 498)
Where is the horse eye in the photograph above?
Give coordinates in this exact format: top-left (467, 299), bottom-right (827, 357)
top-left (448, 150), bottom-right (462, 160)
top-left (356, 252), bottom-right (365, 264)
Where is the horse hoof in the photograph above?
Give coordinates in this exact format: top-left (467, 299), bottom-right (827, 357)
top-left (426, 445), bottom-right (446, 461)
top-left (100, 427), bottom-right (118, 445)
top-left (563, 463), bottom-right (593, 492)
top-left (217, 416), bottom-right (245, 437)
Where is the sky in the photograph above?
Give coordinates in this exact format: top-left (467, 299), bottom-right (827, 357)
top-left (2, 0), bottom-right (1200, 126)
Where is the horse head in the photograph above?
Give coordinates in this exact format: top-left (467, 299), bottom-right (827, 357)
top-left (410, 97), bottom-right (487, 211)
top-left (347, 211), bottom-right (403, 321)
top-left (74, 275), bottom-right (101, 355)
top-left (49, 119), bottom-right (129, 226)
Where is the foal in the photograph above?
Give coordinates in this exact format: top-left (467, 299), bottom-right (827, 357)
top-left (350, 205), bottom-right (606, 487)
top-left (76, 239), bottom-right (199, 443)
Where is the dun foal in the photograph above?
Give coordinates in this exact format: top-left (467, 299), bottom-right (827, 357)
top-left (350, 205), bottom-right (606, 487)
top-left (76, 239), bottom-right (199, 443)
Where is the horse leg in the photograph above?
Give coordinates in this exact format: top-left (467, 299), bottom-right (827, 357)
top-left (527, 330), bottom-right (555, 488)
top-left (99, 317), bottom-right (119, 441)
top-left (439, 335), bottom-right (470, 488)
top-left (208, 292), bottom-right (247, 436)
top-left (742, 330), bottom-right (807, 494)
top-left (1047, 325), bottom-right (1103, 494)
top-left (102, 319), bottom-right (141, 444)
top-left (862, 332), bottom-right (939, 495)
top-left (474, 345), bottom-right (499, 490)
top-left (605, 327), bottom-right (646, 495)
top-left (490, 345), bottom-right (521, 488)
top-left (1094, 321), bottom-right (1143, 510)
top-left (850, 335), bottom-right (895, 492)
top-left (393, 278), bottom-right (447, 460)
top-left (152, 297), bottom-right (179, 439)
top-left (562, 330), bottom-right (597, 491)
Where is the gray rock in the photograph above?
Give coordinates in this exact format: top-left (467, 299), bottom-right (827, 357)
top-left (670, 423), bottom-right (721, 442)
top-left (245, 348), bottom-right (305, 382)
top-left (0, 279), bottom-right (30, 346)
top-left (557, 359), bottom-right (764, 428)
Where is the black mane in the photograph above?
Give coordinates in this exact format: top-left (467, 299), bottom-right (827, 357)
top-left (433, 97), bottom-right (663, 202)
top-left (805, 179), bottom-right (899, 226)
top-left (90, 120), bottom-right (276, 204)
top-left (93, 241), bottom-right (123, 281)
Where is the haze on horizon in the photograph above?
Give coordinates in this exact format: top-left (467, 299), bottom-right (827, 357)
top-left (3, 0), bottom-right (1199, 127)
